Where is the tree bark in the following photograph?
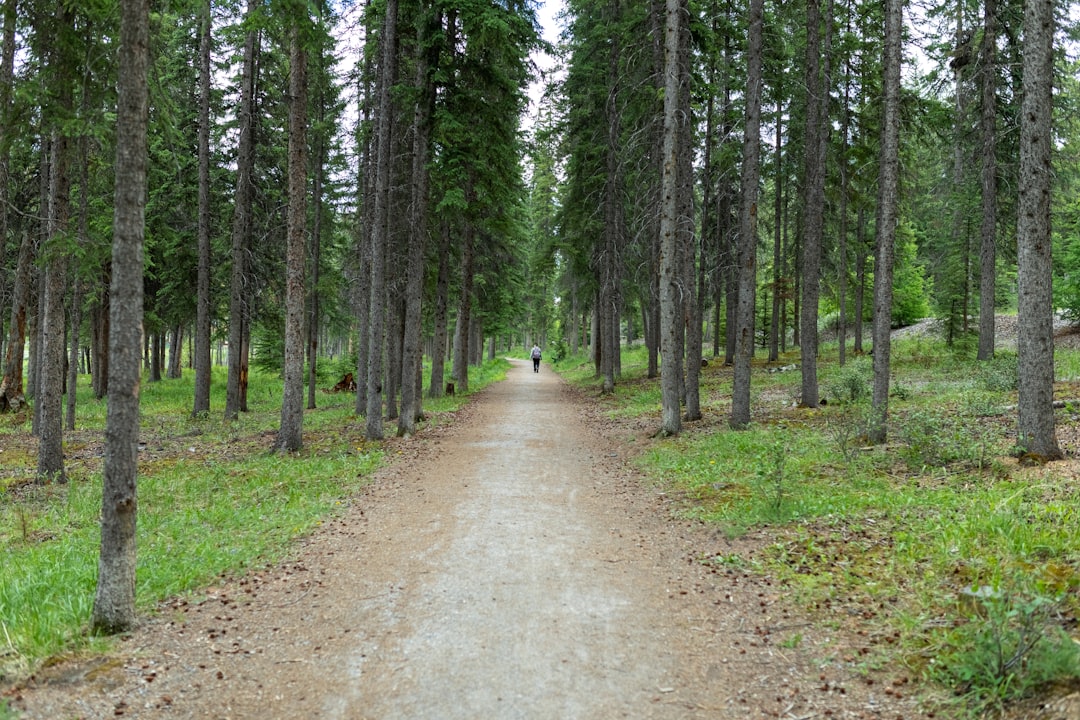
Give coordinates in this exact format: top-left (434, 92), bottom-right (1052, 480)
top-left (730, 0), bottom-right (764, 430)
top-left (38, 2), bottom-right (75, 483)
top-left (1015, 0), bottom-right (1061, 460)
top-left (799, 0), bottom-right (830, 409)
top-left (223, 0), bottom-right (257, 423)
top-left (769, 103), bottom-right (783, 363)
top-left (976, 0), bottom-right (997, 361)
top-left (225, 0), bottom-right (258, 421)
top-left (0, 230), bottom-right (33, 412)
top-left (657, 0), bottom-right (686, 436)
top-left (427, 222), bottom-right (450, 398)
top-left (92, 0), bottom-right (149, 636)
top-left (277, 21), bottom-right (307, 453)
top-left (365, 0), bottom-right (399, 439)
top-left (399, 10), bottom-right (437, 435)
top-left (192, 0), bottom-right (212, 417)
top-left (868, 0), bottom-right (903, 444)
top-left (0, 0), bottom-right (14, 355)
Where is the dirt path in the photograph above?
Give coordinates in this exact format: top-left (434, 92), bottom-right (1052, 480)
top-left (10, 360), bottom-right (923, 719)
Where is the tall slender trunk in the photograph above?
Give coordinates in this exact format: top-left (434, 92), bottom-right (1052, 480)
top-left (799, 0), bottom-right (830, 408)
top-left (428, 222), bottom-right (451, 398)
top-left (225, 0), bottom-right (258, 421)
top-left (769, 103), bottom-right (783, 362)
top-left (730, 0), bottom-right (764, 429)
top-left (1015, 0), bottom-right (1061, 459)
top-left (868, 0), bottom-right (903, 444)
top-left (600, 0), bottom-right (622, 395)
top-left (976, 0), bottom-right (997, 361)
top-left (0, 0), bottom-right (15, 356)
top-left (399, 10), bottom-right (437, 435)
top-left (365, 0), bottom-right (399, 439)
top-left (92, 0), bottom-right (149, 636)
top-left (657, 0), bottom-right (686, 435)
top-left (452, 218), bottom-right (475, 394)
top-left (192, 0), bottom-right (212, 417)
top-left (38, 3), bottom-right (75, 482)
top-left (277, 23), bottom-right (307, 453)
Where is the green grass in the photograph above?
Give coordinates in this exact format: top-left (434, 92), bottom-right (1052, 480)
top-left (559, 334), bottom-right (1080, 717)
top-left (0, 357), bottom-right (507, 684)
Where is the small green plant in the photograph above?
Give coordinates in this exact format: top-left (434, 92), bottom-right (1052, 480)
top-left (549, 337), bottom-right (569, 363)
top-left (896, 410), bottom-right (999, 471)
top-left (780, 632), bottom-right (803, 649)
top-left (826, 357), bottom-right (872, 405)
top-left (932, 582), bottom-right (1080, 715)
top-left (980, 352), bottom-right (1018, 393)
top-left (757, 435), bottom-right (790, 517)
top-left (824, 408), bottom-right (867, 462)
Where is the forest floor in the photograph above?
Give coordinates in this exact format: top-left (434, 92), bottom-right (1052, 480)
top-left (9, 340), bottom-right (1080, 720)
top-left (7, 358), bottom-right (936, 720)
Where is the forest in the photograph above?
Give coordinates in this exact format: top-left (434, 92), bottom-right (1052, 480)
top-left (1, 0), bottom-right (1080, 709)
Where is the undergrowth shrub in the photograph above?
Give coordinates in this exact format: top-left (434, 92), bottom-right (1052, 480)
top-left (826, 357), bottom-right (872, 405)
top-left (896, 410), bottom-right (997, 471)
top-left (980, 352), bottom-right (1018, 392)
top-left (931, 580), bottom-right (1080, 715)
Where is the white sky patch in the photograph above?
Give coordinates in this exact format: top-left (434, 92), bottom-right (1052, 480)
top-left (524, 0), bottom-right (566, 130)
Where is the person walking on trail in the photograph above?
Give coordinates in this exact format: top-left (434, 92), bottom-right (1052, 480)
top-left (531, 344), bottom-right (542, 373)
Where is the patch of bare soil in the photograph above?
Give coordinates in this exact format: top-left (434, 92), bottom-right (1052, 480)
top-left (5, 361), bottom-right (944, 719)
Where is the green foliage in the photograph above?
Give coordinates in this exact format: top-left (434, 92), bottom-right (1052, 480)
top-left (825, 356), bottom-right (873, 405)
top-left (1053, 198), bottom-right (1080, 322)
top-left (549, 337), bottom-right (569, 363)
top-left (894, 409), bottom-right (998, 471)
top-left (979, 352), bottom-right (1019, 392)
top-left (892, 222), bottom-right (932, 327)
top-left (931, 581), bottom-right (1080, 715)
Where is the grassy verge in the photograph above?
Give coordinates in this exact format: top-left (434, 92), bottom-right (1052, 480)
top-left (556, 339), bottom-right (1080, 717)
top-left (0, 357), bottom-right (508, 684)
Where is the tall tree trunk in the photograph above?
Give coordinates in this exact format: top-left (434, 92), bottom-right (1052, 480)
top-left (0, 0), bottom-right (14, 355)
top-left (769, 102), bottom-right (783, 362)
top-left (657, 0), bottom-right (686, 436)
top-left (799, 0), bottom-right (830, 408)
top-left (167, 325), bottom-right (182, 379)
top-left (452, 220), bottom-right (475, 394)
top-left (838, 44), bottom-right (852, 367)
top-left (600, 0), bottom-right (621, 396)
top-left (38, 2), bottom-right (75, 483)
top-left (277, 22), bottom-right (308, 453)
top-left (730, 0), bottom-right (764, 430)
top-left (948, 0), bottom-right (969, 343)
top-left (307, 81), bottom-right (324, 411)
top-left (427, 221), bottom-right (451, 398)
top-left (976, 0), bottom-right (997, 361)
top-left (91, 273), bottom-right (109, 399)
top-left (92, 0), bottom-right (148, 636)
top-left (1015, 0), bottom-right (1061, 460)
top-left (399, 11), bottom-right (437, 435)
top-left (365, 0), bottom-right (399, 439)
top-left (0, 231), bottom-right (33, 412)
top-left (67, 137), bottom-right (89, 431)
top-left (680, 10), bottom-right (701, 422)
top-left (354, 18), bottom-right (377, 417)
top-left (854, 204), bottom-right (866, 353)
top-left (192, 0), bottom-right (212, 417)
top-left (225, 0), bottom-right (258, 421)
top-left (868, 0), bottom-right (903, 444)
